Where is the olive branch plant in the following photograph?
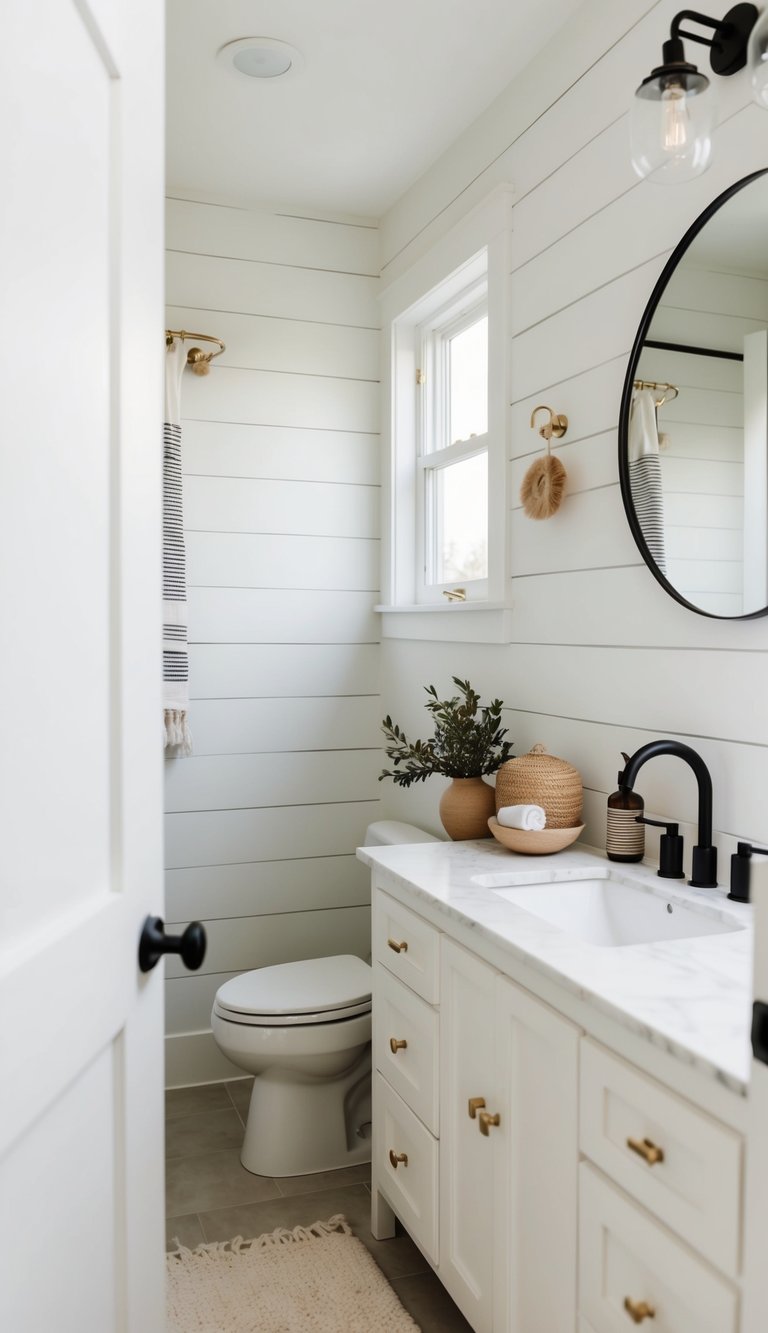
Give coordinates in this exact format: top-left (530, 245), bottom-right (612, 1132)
top-left (379, 678), bottom-right (514, 788)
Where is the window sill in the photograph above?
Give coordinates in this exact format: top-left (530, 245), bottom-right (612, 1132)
top-left (375, 602), bottom-right (512, 644)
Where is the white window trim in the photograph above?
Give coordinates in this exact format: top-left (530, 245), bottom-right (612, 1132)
top-left (377, 184), bottom-right (513, 643)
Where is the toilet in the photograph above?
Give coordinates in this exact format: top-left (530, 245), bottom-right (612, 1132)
top-left (211, 820), bottom-right (439, 1177)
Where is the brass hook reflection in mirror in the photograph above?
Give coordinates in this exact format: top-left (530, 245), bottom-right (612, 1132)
top-left (530, 404), bottom-right (568, 442)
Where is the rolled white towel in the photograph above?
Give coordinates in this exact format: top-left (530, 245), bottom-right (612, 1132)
top-left (496, 804), bottom-right (546, 831)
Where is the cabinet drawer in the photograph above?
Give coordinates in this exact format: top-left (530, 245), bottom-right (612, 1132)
top-left (373, 890), bottom-right (439, 1003)
top-left (580, 1040), bottom-right (742, 1275)
top-left (374, 1072), bottom-right (438, 1264)
top-left (373, 967), bottom-right (439, 1134)
top-left (579, 1164), bottom-right (738, 1333)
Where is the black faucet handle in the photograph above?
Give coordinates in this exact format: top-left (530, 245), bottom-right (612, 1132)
top-left (729, 842), bottom-right (768, 903)
top-left (635, 816), bottom-right (684, 880)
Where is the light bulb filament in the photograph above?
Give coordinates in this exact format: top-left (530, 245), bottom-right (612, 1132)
top-left (661, 82), bottom-right (689, 152)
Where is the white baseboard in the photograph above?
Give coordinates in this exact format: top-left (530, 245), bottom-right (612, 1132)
top-left (165, 1029), bottom-right (244, 1088)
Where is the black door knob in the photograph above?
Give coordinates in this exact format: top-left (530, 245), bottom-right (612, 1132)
top-left (138, 916), bottom-right (207, 973)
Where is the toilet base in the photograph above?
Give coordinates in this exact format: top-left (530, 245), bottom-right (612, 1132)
top-left (240, 1046), bottom-right (372, 1177)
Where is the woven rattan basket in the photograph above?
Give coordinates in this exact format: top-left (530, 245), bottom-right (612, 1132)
top-left (494, 743), bottom-right (583, 829)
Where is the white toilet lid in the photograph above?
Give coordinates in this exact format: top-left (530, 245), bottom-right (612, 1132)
top-left (214, 955), bottom-right (372, 1026)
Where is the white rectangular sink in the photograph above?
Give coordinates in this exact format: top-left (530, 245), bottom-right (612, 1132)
top-left (483, 871), bottom-right (744, 948)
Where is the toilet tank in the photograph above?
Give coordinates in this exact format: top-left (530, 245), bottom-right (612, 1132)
top-left (363, 820), bottom-right (441, 846)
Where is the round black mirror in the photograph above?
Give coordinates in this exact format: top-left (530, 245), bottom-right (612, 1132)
top-left (619, 168), bottom-right (768, 620)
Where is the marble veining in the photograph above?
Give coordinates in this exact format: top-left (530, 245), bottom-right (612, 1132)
top-left (357, 840), bottom-right (753, 1094)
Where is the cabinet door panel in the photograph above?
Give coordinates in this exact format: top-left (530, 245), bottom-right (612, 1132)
top-left (439, 939), bottom-right (496, 1333)
top-left (493, 973), bottom-right (580, 1333)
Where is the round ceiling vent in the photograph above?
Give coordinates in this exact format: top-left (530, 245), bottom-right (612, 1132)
top-left (217, 37), bottom-right (304, 82)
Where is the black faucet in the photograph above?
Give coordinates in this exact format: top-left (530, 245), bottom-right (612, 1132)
top-left (729, 842), bottom-right (768, 903)
top-left (621, 740), bottom-right (717, 888)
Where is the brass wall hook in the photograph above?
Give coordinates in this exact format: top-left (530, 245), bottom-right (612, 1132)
top-left (530, 404), bottom-right (568, 441)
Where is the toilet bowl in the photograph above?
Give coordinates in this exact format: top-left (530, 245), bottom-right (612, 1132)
top-left (211, 820), bottom-right (439, 1177)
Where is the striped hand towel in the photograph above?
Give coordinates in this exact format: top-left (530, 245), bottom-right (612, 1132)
top-left (163, 339), bottom-right (192, 755)
top-left (628, 389), bottom-right (667, 574)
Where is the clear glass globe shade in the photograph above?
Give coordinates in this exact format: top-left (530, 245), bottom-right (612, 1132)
top-left (630, 75), bottom-right (716, 184)
top-left (748, 9), bottom-right (768, 107)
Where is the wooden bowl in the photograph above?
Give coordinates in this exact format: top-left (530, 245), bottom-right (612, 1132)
top-left (487, 817), bottom-right (585, 855)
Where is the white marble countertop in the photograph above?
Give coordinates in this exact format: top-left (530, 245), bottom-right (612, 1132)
top-left (357, 839), bottom-right (754, 1095)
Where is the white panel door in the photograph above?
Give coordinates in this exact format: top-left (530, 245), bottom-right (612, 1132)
top-left (439, 939), bottom-right (496, 1333)
top-left (0, 2), bottom-right (165, 1330)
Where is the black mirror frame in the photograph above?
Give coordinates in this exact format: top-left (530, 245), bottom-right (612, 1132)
top-left (618, 167), bottom-right (768, 621)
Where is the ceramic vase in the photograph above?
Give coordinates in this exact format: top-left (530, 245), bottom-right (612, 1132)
top-left (439, 777), bottom-right (496, 840)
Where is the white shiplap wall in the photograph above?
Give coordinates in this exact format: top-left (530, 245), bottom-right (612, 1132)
top-left (164, 198), bottom-right (381, 1086)
top-left (377, 0), bottom-right (768, 872)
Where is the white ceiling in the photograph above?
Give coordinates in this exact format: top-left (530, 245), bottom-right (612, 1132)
top-left (166, 0), bottom-right (584, 219)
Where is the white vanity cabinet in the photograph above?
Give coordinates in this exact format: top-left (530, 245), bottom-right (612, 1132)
top-left (368, 868), bottom-right (747, 1332)
top-left (371, 887), bottom-right (579, 1332)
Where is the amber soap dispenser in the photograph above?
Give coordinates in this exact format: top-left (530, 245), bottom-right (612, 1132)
top-left (606, 752), bottom-right (645, 863)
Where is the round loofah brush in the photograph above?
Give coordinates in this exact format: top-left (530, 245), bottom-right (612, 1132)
top-left (520, 450), bottom-right (567, 519)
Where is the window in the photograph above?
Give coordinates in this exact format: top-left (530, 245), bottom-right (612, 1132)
top-left (417, 293), bottom-right (489, 600)
top-left (379, 187), bottom-right (512, 640)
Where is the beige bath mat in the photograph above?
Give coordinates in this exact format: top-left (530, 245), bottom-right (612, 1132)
top-left (167, 1214), bottom-right (420, 1332)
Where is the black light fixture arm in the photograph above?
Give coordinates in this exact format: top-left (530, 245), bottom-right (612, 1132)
top-left (670, 10), bottom-right (722, 48)
top-left (662, 4), bottom-right (758, 75)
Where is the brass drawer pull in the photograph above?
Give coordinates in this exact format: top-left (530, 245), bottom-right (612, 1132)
top-left (478, 1109), bottom-right (501, 1136)
top-left (627, 1136), bottom-right (665, 1166)
top-left (389, 1149), bottom-right (408, 1169)
top-left (624, 1296), bottom-right (655, 1323)
top-left (387, 937), bottom-right (408, 954)
top-left (389, 1037), bottom-right (408, 1054)
top-left (468, 1096), bottom-right (486, 1119)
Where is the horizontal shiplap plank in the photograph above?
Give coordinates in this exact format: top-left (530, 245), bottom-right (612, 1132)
top-left (164, 750), bottom-right (381, 814)
top-left (510, 356), bottom-right (627, 453)
top-left (187, 588), bottom-right (378, 644)
top-left (510, 260), bottom-right (666, 400)
top-left (185, 695), bottom-right (381, 756)
top-left (181, 420), bottom-right (379, 486)
top-left (664, 493), bottom-right (742, 529)
top-left (666, 558), bottom-right (742, 595)
top-left (163, 904), bottom-right (372, 982)
top-left (165, 802), bottom-right (379, 869)
top-left (503, 643), bottom-right (768, 747)
top-left (189, 643), bottom-right (380, 698)
top-left (187, 531), bottom-right (380, 592)
top-left (509, 485), bottom-right (639, 577)
top-left (165, 854), bottom-right (370, 922)
top-left (663, 264), bottom-right (768, 323)
top-left (181, 365), bottom-right (379, 434)
top-left (650, 305), bottom-right (766, 357)
top-left (508, 565), bottom-right (768, 648)
top-left (166, 197), bottom-right (379, 275)
top-left (661, 458), bottom-right (743, 496)
top-left (167, 305), bottom-right (380, 381)
top-left (167, 250), bottom-right (379, 328)
top-left (183, 474), bottom-right (379, 539)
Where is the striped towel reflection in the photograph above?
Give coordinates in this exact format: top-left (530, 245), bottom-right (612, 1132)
top-left (629, 390), bottom-right (667, 575)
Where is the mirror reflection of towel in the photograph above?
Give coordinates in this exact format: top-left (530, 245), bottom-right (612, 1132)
top-left (629, 390), bottom-right (667, 574)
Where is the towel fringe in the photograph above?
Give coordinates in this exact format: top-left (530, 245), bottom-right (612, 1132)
top-left (168, 1215), bottom-right (350, 1262)
top-left (164, 709), bottom-right (193, 757)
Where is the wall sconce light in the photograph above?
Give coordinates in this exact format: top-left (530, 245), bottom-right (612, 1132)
top-left (631, 5), bottom-right (759, 184)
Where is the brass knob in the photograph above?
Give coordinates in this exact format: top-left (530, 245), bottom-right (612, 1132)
top-left (388, 1149), bottom-right (408, 1169)
top-left (478, 1109), bottom-right (501, 1136)
top-left (387, 937), bottom-right (408, 954)
top-left (468, 1096), bottom-right (486, 1119)
top-left (624, 1297), bottom-right (655, 1323)
top-left (627, 1136), bottom-right (664, 1166)
top-left (389, 1038), bottom-right (408, 1054)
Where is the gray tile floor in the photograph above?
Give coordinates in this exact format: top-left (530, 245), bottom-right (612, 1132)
top-left (166, 1078), bottom-right (472, 1332)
